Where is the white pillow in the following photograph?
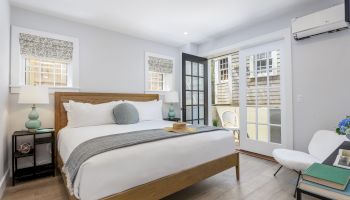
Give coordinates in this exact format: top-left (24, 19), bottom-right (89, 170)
top-left (126, 100), bottom-right (163, 121)
top-left (65, 100), bottom-right (121, 128)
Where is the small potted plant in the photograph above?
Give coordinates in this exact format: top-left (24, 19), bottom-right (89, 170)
top-left (336, 116), bottom-right (350, 139)
top-left (213, 119), bottom-right (219, 127)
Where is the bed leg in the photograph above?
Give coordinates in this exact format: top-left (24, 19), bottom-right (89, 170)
top-left (235, 153), bottom-right (240, 181)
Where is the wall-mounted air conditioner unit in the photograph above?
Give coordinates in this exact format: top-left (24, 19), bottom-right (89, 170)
top-left (292, 3), bottom-right (349, 40)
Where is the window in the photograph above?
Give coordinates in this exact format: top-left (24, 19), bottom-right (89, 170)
top-left (219, 58), bottom-right (229, 81)
top-left (145, 52), bottom-right (174, 92)
top-left (250, 50), bottom-right (280, 77)
top-left (11, 26), bottom-right (79, 93)
top-left (25, 58), bottom-right (68, 87)
top-left (148, 72), bottom-right (165, 91)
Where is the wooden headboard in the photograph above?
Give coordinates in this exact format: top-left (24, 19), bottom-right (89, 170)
top-left (54, 92), bottom-right (159, 135)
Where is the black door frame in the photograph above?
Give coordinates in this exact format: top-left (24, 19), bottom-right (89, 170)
top-left (182, 53), bottom-right (208, 125)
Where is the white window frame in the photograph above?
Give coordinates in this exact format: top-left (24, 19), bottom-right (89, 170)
top-left (218, 57), bottom-right (229, 83)
top-left (144, 52), bottom-right (174, 93)
top-left (10, 26), bottom-right (79, 93)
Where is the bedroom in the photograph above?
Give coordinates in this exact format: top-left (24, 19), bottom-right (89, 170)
top-left (1, 0), bottom-right (350, 200)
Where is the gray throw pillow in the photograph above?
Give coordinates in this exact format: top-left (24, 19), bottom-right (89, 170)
top-left (113, 103), bottom-right (139, 124)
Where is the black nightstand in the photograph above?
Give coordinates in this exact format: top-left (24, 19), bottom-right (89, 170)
top-left (164, 118), bottom-right (181, 122)
top-left (12, 130), bottom-right (55, 186)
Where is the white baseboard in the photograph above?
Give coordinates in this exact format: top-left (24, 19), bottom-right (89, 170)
top-left (0, 169), bottom-right (9, 199)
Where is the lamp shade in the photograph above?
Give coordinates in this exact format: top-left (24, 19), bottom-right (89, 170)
top-left (165, 91), bottom-right (179, 103)
top-left (18, 86), bottom-right (49, 105)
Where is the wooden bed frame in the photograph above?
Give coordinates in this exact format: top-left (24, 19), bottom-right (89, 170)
top-left (55, 92), bottom-right (240, 200)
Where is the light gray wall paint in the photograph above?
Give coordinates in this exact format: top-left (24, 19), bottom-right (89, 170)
top-left (197, 1), bottom-right (349, 152)
top-left (0, 0), bottom-right (10, 196)
top-left (9, 7), bottom-right (181, 145)
top-left (292, 30), bottom-right (350, 151)
top-left (198, 1), bottom-right (341, 55)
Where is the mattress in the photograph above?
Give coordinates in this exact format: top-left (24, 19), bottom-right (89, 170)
top-left (58, 120), bottom-right (235, 200)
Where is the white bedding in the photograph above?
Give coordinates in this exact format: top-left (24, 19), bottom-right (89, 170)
top-left (58, 120), bottom-right (235, 200)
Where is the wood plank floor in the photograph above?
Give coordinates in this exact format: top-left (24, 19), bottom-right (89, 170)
top-left (3, 154), bottom-right (317, 200)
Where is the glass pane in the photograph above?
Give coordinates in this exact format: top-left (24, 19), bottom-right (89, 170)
top-left (199, 106), bottom-right (204, 118)
top-left (41, 72), bottom-right (54, 86)
top-left (192, 77), bottom-right (198, 90)
top-left (247, 107), bottom-right (256, 123)
top-left (25, 58), bottom-right (68, 87)
top-left (269, 69), bottom-right (280, 86)
top-left (192, 62), bottom-right (198, 76)
top-left (270, 125), bottom-right (281, 144)
top-left (199, 78), bottom-right (204, 91)
top-left (199, 92), bottom-right (204, 105)
top-left (258, 125), bottom-right (268, 142)
top-left (257, 76), bottom-right (267, 87)
top-left (193, 120), bottom-right (199, 125)
top-left (199, 64), bottom-right (204, 77)
top-left (246, 75), bottom-right (256, 88)
top-left (186, 91), bottom-right (192, 105)
top-left (270, 109), bottom-right (281, 125)
top-left (257, 88), bottom-right (268, 106)
top-left (246, 88), bottom-right (256, 107)
top-left (186, 106), bottom-right (192, 120)
top-left (186, 120), bottom-right (193, 124)
top-left (186, 61), bottom-right (191, 75)
top-left (247, 124), bottom-right (256, 140)
top-left (246, 55), bottom-right (255, 80)
top-left (186, 76), bottom-right (192, 90)
top-left (26, 72), bottom-right (41, 86)
top-left (269, 88), bottom-right (280, 108)
top-left (258, 107), bottom-right (268, 124)
top-left (199, 119), bottom-right (204, 125)
top-left (193, 106), bottom-right (198, 119)
top-left (192, 91), bottom-right (198, 105)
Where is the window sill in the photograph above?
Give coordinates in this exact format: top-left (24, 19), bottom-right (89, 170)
top-left (10, 86), bottom-right (80, 94)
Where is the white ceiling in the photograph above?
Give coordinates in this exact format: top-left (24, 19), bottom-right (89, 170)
top-left (10, 0), bottom-right (339, 47)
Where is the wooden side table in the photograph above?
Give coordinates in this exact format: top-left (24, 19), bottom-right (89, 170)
top-left (12, 130), bottom-right (55, 186)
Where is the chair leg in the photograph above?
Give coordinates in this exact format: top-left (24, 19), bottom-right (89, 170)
top-left (274, 165), bottom-right (283, 176)
top-left (294, 171), bottom-right (301, 198)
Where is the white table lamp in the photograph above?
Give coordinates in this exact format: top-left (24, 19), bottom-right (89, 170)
top-left (164, 91), bottom-right (179, 120)
top-left (18, 86), bottom-right (49, 130)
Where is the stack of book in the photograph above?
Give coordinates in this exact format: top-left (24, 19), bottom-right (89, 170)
top-left (300, 163), bottom-right (350, 199)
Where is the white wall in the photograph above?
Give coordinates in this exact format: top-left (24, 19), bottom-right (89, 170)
top-left (0, 0), bottom-right (10, 197)
top-left (9, 7), bottom-right (181, 136)
top-left (197, 1), bottom-right (348, 152)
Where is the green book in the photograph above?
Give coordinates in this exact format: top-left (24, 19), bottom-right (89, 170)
top-left (303, 163), bottom-right (350, 190)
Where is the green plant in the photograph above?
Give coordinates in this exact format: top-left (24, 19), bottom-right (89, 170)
top-left (213, 119), bottom-right (219, 127)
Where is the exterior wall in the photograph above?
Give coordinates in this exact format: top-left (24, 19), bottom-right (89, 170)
top-left (212, 51), bottom-right (281, 107)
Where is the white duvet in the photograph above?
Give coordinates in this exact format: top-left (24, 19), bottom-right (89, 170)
top-left (58, 120), bottom-right (235, 200)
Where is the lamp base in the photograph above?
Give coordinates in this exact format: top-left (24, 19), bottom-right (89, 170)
top-left (168, 104), bottom-right (176, 120)
top-left (25, 105), bottom-right (41, 130)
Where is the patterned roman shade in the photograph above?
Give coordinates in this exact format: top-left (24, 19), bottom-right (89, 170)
top-left (148, 56), bottom-right (173, 74)
top-left (19, 33), bottom-right (73, 62)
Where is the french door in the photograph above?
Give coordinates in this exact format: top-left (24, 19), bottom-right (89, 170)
top-left (239, 40), bottom-right (292, 156)
top-left (182, 53), bottom-right (208, 125)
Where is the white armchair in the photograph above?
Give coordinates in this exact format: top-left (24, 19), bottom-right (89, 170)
top-left (216, 107), bottom-right (240, 142)
top-left (272, 130), bottom-right (347, 196)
